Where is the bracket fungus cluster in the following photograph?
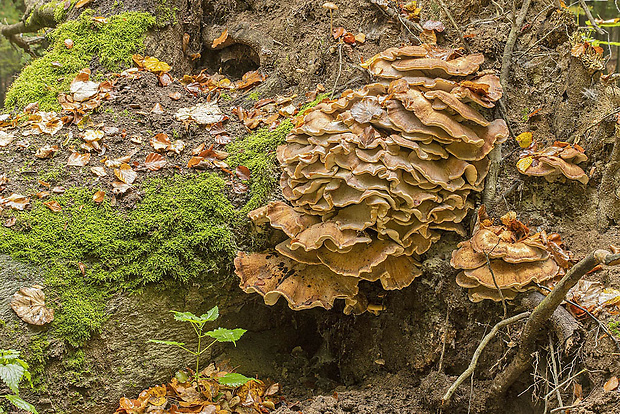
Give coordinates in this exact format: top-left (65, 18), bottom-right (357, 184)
top-left (235, 45), bottom-right (509, 313)
top-left (517, 141), bottom-right (589, 184)
top-left (451, 208), bottom-right (574, 302)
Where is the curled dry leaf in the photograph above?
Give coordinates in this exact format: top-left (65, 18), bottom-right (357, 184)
top-left (354, 33), bottom-right (366, 44)
top-left (4, 217), bottom-right (17, 227)
top-left (343, 32), bottom-right (356, 45)
top-left (1, 194), bottom-right (30, 210)
top-left (212, 29), bottom-right (228, 48)
top-left (35, 144), bottom-right (59, 159)
top-left (67, 152), bottom-right (91, 166)
top-left (43, 200), bottom-right (62, 212)
top-left (175, 103), bottom-right (224, 125)
top-left (64, 38), bottom-right (74, 49)
top-left (169, 92), bottom-right (182, 100)
top-left (169, 140), bottom-right (185, 155)
top-left (11, 286), bottom-right (54, 325)
top-left (145, 153), bottom-right (166, 171)
top-left (143, 56), bottom-right (172, 74)
top-left (150, 133), bottom-right (172, 152)
top-left (333, 27), bottom-right (345, 39)
top-left (93, 190), bottom-right (105, 203)
top-left (114, 163), bottom-right (138, 184)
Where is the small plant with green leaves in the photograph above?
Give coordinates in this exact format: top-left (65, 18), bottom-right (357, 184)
top-left (149, 307), bottom-right (252, 386)
top-left (0, 350), bottom-right (38, 414)
top-left (609, 319), bottom-right (620, 338)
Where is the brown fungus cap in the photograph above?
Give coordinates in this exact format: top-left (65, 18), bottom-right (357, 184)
top-left (235, 45), bottom-right (508, 313)
top-left (518, 141), bottom-right (589, 185)
top-left (452, 208), bottom-right (574, 302)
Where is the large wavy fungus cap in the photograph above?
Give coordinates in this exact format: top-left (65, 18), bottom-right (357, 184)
top-left (235, 45), bottom-right (509, 313)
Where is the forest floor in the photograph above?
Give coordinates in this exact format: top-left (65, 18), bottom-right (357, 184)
top-left (1, 0), bottom-right (620, 413)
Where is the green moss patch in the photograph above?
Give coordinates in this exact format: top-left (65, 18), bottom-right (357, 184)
top-left (0, 173), bottom-right (236, 346)
top-left (4, 10), bottom-right (155, 111)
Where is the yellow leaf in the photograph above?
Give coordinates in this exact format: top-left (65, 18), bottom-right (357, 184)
top-left (143, 57), bottom-right (171, 74)
top-left (75, 0), bottom-right (93, 8)
top-left (515, 132), bottom-right (533, 148)
top-left (516, 156), bottom-right (533, 173)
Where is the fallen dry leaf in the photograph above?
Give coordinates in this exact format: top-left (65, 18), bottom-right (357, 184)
top-left (0, 131), bottom-right (14, 147)
top-left (114, 163), bottom-right (138, 184)
top-left (515, 132), bottom-right (533, 149)
top-left (67, 152), bottom-right (91, 166)
top-left (1, 194), bottom-right (30, 210)
top-left (4, 217), bottom-right (16, 227)
top-left (152, 103), bottom-right (165, 114)
top-left (212, 29), bottom-right (228, 48)
top-left (150, 133), bottom-right (172, 152)
top-left (35, 144), bottom-right (59, 159)
top-left (11, 286), bottom-right (54, 325)
top-left (93, 190), bottom-right (105, 204)
top-left (111, 181), bottom-right (132, 195)
top-left (236, 165), bottom-right (251, 181)
top-left (44, 200), bottom-right (62, 212)
top-left (604, 376), bottom-right (619, 392)
top-left (74, 0), bottom-right (92, 8)
top-left (169, 92), bottom-right (182, 100)
top-left (145, 153), bottom-right (166, 171)
top-left (343, 32), bottom-right (356, 45)
top-left (64, 38), bottom-right (74, 49)
top-left (90, 166), bottom-right (107, 177)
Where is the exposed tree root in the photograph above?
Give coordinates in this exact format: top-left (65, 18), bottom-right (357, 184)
top-left (489, 249), bottom-right (620, 398)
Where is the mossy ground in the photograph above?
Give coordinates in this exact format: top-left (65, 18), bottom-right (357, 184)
top-left (4, 10), bottom-right (155, 111)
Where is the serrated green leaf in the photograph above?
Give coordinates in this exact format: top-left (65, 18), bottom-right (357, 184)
top-left (171, 311), bottom-right (203, 324)
top-left (200, 306), bottom-right (219, 322)
top-left (217, 373), bottom-right (253, 387)
top-left (0, 350), bottom-right (20, 360)
top-left (0, 363), bottom-right (25, 394)
top-left (205, 328), bottom-right (246, 345)
top-left (148, 339), bottom-right (185, 347)
top-left (5, 394), bottom-right (38, 414)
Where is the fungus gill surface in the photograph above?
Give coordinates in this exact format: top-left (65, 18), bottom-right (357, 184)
top-left (451, 207), bottom-right (574, 302)
top-left (235, 45), bottom-right (509, 312)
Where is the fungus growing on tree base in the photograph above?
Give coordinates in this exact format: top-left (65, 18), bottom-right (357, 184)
top-left (235, 45), bottom-right (508, 312)
top-left (451, 207), bottom-right (574, 302)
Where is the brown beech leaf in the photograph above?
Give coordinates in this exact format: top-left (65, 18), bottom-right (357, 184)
top-left (35, 144), bottom-right (59, 159)
top-left (37, 191), bottom-right (50, 199)
top-left (4, 217), bottom-right (16, 227)
top-left (11, 286), bottom-right (54, 325)
top-left (114, 163), bottom-right (137, 184)
top-left (152, 103), bottom-right (165, 114)
top-left (93, 190), bottom-right (105, 203)
top-left (44, 200), bottom-right (62, 212)
top-left (214, 134), bottom-right (232, 145)
top-left (90, 166), bottom-right (107, 177)
top-left (169, 91), bottom-right (182, 100)
top-left (604, 376), bottom-right (619, 392)
top-left (64, 38), bottom-right (74, 49)
top-left (145, 153), bottom-right (166, 171)
top-left (235, 165), bottom-right (251, 181)
top-left (212, 29), bottom-right (228, 48)
top-left (150, 133), bottom-right (172, 152)
top-left (158, 73), bottom-right (174, 87)
top-left (67, 152), bottom-right (90, 166)
top-left (111, 181), bottom-right (132, 195)
top-left (2, 194), bottom-right (30, 210)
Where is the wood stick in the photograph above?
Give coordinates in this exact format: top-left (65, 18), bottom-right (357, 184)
top-left (442, 311), bottom-right (531, 403)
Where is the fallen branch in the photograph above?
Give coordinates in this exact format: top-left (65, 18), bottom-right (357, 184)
top-left (1, 1), bottom-right (58, 54)
top-left (521, 291), bottom-right (579, 352)
top-left (442, 311), bottom-right (531, 403)
top-left (490, 249), bottom-right (620, 397)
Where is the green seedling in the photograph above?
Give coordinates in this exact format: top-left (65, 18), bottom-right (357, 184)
top-left (149, 307), bottom-right (251, 386)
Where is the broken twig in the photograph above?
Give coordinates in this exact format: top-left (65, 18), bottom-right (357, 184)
top-left (442, 311), bottom-right (531, 403)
